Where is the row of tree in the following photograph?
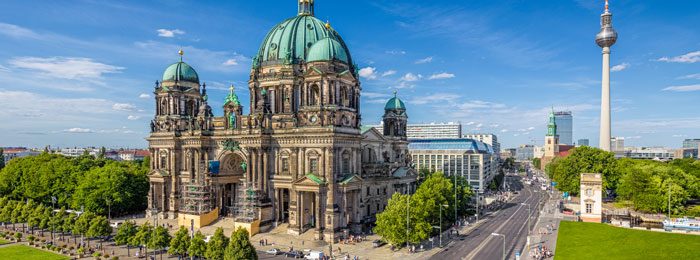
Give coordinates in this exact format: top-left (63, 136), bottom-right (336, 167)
top-left (115, 221), bottom-right (257, 260)
top-left (373, 172), bottom-right (473, 246)
top-left (0, 152), bottom-right (149, 216)
top-left (545, 146), bottom-right (700, 215)
top-left (0, 197), bottom-right (112, 247)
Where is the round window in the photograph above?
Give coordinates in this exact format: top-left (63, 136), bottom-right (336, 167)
top-left (307, 24), bottom-right (314, 30)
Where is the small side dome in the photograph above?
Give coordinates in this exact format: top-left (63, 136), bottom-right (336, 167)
top-left (162, 61), bottom-right (199, 84)
top-left (306, 37), bottom-right (349, 63)
top-left (385, 94), bottom-right (406, 111)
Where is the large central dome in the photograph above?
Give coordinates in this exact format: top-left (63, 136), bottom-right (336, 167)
top-left (254, 10), bottom-right (352, 67)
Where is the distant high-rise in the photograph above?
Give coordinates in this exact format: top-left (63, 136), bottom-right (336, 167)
top-left (578, 139), bottom-right (590, 146)
top-left (610, 137), bottom-right (625, 152)
top-left (373, 122), bottom-right (461, 139)
top-left (554, 111), bottom-right (573, 145)
top-left (596, 0), bottom-right (618, 151)
top-left (682, 139), bottom-right (700, 149)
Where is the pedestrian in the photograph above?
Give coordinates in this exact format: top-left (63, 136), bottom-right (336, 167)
top-left (265, 239), bottom-right (268, 245)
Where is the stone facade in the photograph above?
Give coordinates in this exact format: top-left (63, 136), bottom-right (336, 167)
top-left (580, 173), bottom-right (602, 223)
top-left (146, 0), bottom-right (417, 242)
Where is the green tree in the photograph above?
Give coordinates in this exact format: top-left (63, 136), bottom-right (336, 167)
top-left (49, 207), bottom-right (66, 239)
top-left (27, 204), bottom-right (44, 234)
top-left (115, 220), bottom-right (138, 256)
top-left (0, 148), bottom-right (5, 170)
top-left (62, 213), bottom-right (76, 243)
top-left (169, 226), bottom-right (191, 258)
top-left (131, 222), bottom-right (154, 250)
top-left (151, 225), bottom-right (172, 259)
top-left (39, 207), bottom-right (51, 237)
top-left (205, 227), bottom-right (229, 260)
top-left (545, 146), bottom-right (618, 196)
top-left (188, 231), bottom-right (207, 260)
top-left (412, 172), bottom-right (456, 230)
top-left (224, 227), bottom-right (257, 260)
top-left (74, 212), bottom-right (95, 246)
top-left (532, 158), bottom-right (541, 169)
top-left (0, 200), bottom-right (15, 226)
top-left (87, 215), bottom-right (112, 248)
top-left (11, 202), bottom-right (24, 231)
top-left (373, 193), bottom-right (431, 246)
top-left (98, 147), bottom-right (106, 159)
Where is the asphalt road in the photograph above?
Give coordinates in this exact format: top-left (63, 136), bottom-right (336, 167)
top-left (431, 175), bottom-right (547, 260)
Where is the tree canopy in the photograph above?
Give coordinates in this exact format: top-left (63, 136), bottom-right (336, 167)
top-left (224, 227), bottom-right (257, 260)
top-left (0, 153), bottom-right (149, 216)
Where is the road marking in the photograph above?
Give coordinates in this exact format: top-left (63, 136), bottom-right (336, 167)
top-left (462, 184), bottom-right (535, 260)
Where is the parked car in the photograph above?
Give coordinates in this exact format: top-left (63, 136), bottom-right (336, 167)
top-left (372, 239), bottom-right (386, 248)
top-left (110, 221), bottom-right (123, 228)
top-left (265, 248), bottom-right (281, 255)
top-left (285, 250), bottom-right (304, 258)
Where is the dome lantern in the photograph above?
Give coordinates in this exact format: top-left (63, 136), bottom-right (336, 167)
top-left (298, 0), bottom-right (314, 16)
top-left (162, 50), bottom-right (200, 84)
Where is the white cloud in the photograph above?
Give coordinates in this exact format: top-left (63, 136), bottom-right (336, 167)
top-left (0, 22), bottom-right (40, 39)
top-left (657, 51), bottom-right (700, 63)
top-left (222, 59), bottom-right (238, 66)
top-left (385, 50), bottom-right (406, 55)
top-left (414, 56), bottom-right (433, 64)
top-left (63, 128), bottom-right (93, 133)
top-left (359, 67), bottom-right (378, 80)
top-left (139, 93), bottom-right (151, 99)
top-left (112, 103), bottom-right (136, 111)
top-left (500, 129), bottom-right (509, 133)
top-left (127, 115), bottom-right (141, 120)
top-left (611, 62), bottom-right (630, 72)
top-left (400, 73), bottom-right (422, 82)
top-left (157, 29), bottom-right (185, 38)
top-left (466, 122), bottom-right (475, 126)
top-left (475, 123), bottom-right (483, 128)
top-left (428, 72), bottom-right (455, 80)
top-left (9, 57), bottom-right (123, 80)
top-left (363, 92), bottom-right (391, 99)
top-left (662, 84), bottom-right (700, 92)
top-left (678, 73), bottom-right (700, 80)
top-left (382, 70), bottom-right (397, 77)
top-left (134, 41), bottom-right (249, 73)
top-left (527, 126), bottom-right (535, 131)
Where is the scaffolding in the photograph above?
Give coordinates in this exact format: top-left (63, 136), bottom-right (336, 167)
top-left (233, 181), bottom-right (261, 223)
top-left (180, 173), bottom-right (215, 214)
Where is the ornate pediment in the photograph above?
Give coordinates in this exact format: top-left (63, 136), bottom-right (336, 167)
top-left (293, 174), bottom-right (326, 186)
top-left (222, 139), bottom-right (240, 152)
top-left (148, 169), bottom-right (170, 177)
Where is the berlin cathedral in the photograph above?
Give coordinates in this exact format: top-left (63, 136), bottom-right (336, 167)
top-left (146, 0), bottom-right (417, 241)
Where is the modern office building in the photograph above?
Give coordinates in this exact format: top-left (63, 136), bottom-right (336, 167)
top-left (578, 139), bottom-right (590, 146)
top-left (409, 139), bottom-right (496, 192)
top-left (373, 122), bottom-right (462, 140)
top-left (620, 147), bottom-right (675, 161)
top-left (674, 148), bottom-right (698, 159)
top-left (553, 111), bottom-right (573, 145)
top-left (1, 147), bottom-right (40, 164)
top-left (682, 139), bottom-right (700, 149)
top-left (611, 137), bottom-right (625, 152)
top-left (464, 133), bottom-right (500, 156)
top-left (516, 145), bottom-right (535, 161)
top-left (59, 147), bottom-right (99, 157)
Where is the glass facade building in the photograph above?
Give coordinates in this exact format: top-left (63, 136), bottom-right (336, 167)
top-left (409, 139), bottom-right (496, 192)
top-left (554, 111), bottom-right (573, 145)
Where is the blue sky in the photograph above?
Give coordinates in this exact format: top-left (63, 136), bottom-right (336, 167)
top-left (0, 0), bottom-right (699, 149)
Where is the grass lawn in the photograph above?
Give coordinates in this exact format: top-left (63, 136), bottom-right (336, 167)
top-left (0, 244), bottom-right (68, 260)
top-left (555, 221), bottom-right (700, 259)
top-left (0, 238), bottom-right (10, 245)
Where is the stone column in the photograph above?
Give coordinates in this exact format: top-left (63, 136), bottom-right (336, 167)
top-left (263, 149), bottom-right (268, 194)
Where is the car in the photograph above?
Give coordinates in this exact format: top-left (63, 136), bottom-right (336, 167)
top-left (204, 235), bottom-right (213, 243)
top-left (372, 239), bottom-right (386, 248)
top-left (285, 250), bottom-right (304, 258)
top-left (265, 248), bottom-right (281, 255)
top-left (304, 251), bottom-right (324, 259)
top-left (110, 221), bottom-right (123, 228)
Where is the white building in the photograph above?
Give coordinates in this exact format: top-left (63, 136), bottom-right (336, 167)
top-left (2, 147), bottom-right (40, 164)
top-left (409, 139), bottom-right (496, 192)
top-left (610, 137), bottom-right (625, 152)
top-left (621, 147), bottom-right (675, 161)
top-left (373, 122), bottom-right (462, 140)
top-left (580, 173), bottom-right (602, 223)
top-left (533, 146), bottom-right (545, 159)
top-left (464, 133), bottom-right (501, 156)
top-left (59, 147), bottom-right (99, 157)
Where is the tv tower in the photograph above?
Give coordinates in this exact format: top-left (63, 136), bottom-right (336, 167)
top-left (595, 0), bottom-right (618, 151)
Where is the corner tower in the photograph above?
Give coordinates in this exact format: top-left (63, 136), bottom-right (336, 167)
top-left (596, 0), bottom-right (618, 151)
top-left (544, 110), bottom-right (559, 158)
top-left (383, 91), bottom-right (408, 140)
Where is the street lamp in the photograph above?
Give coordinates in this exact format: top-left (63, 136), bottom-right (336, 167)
top-left (439, 204), bottom-right (448, 247)
top-left (50, 196), bottom-right (56, 243)
top-left (105, 197), bottom-right (112, 222)
top-left (491, 233), bottom-right (505, 260)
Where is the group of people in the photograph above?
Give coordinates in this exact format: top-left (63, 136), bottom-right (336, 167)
top-left (530, 244), bottom-right (553, 259)
top-left (339, 234), bottom-right (365, 244)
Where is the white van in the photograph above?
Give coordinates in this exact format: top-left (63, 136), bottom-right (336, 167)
top-left (305, 251), bottom-right (324, 260)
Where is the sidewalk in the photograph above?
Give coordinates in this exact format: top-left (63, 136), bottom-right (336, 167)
top-left (526, 191), bottom-right (561, 260)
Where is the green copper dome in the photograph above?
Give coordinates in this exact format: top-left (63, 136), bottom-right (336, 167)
top-left (162, 61), bottom-right (199, 84)
top-left (254, 15), bottom-right (352, 67)
top-left (307, 37), bottom-right (349, 63)
top-left (385, 95), bottom-right (406, 111)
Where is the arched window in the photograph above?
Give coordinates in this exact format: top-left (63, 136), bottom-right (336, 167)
top-left (340, 87), bottom-right (349, 107)
top-left (342, 151), bottom-right (351, 174)
top-left (309, 84), bottom-right (320, 106)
